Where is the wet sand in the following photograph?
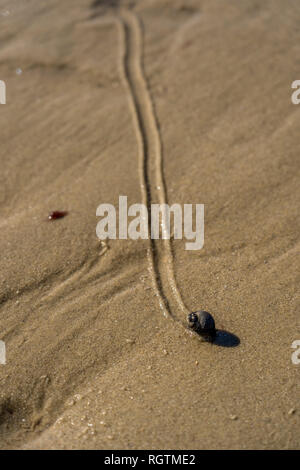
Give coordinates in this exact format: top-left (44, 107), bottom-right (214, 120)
top-left (0, 0), bottom-right (299, 449)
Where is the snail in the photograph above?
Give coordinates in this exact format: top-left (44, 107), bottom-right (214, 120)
top-left (188, 311), bottom-right (216, 342)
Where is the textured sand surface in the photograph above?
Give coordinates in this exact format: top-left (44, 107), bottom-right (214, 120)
top-left (0, 0), bottom-right (299, 449)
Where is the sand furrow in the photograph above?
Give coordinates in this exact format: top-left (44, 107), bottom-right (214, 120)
top-left (117, 10), bottom-right (189, 327)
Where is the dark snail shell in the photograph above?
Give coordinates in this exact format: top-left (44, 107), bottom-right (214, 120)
top-left (188, 310), bottom-right (216, 342)
top-left (197, 311), bottom-right (215, 331)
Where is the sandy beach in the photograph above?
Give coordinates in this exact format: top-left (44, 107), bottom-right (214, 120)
top-left (0, 0), bottom-right (299, 449)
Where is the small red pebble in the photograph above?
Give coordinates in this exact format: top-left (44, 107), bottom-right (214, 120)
top-left (48, 211), bottom-right (68, 220)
